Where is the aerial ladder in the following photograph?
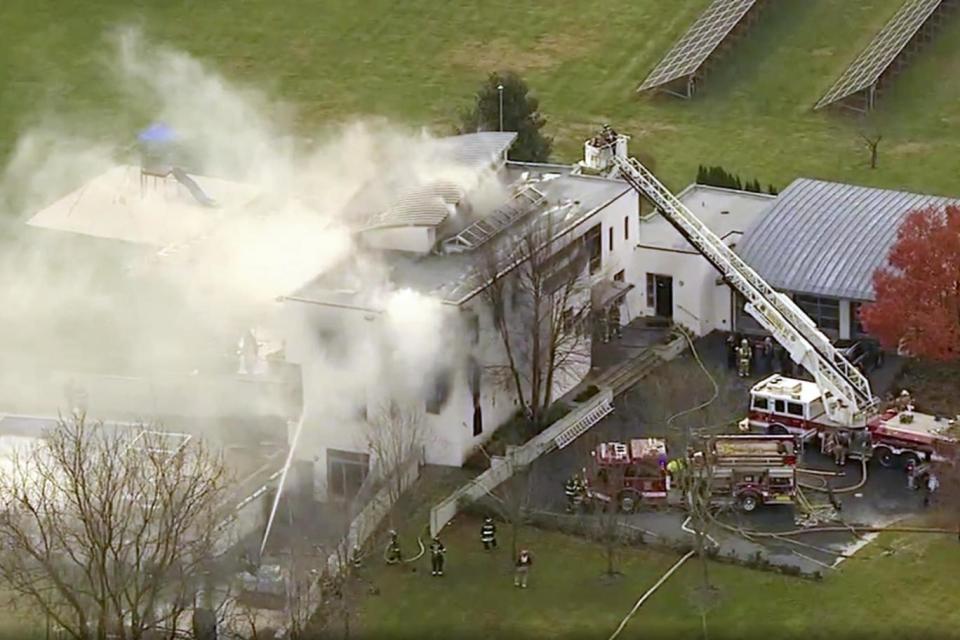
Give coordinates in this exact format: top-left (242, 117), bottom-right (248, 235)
top-left (610, 154), bottom-right (878, 430)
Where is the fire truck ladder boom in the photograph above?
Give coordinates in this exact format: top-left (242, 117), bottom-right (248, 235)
top-left (612, 156), bottom-right (876, 428)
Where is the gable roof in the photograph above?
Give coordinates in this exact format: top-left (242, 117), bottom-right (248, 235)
top-left (737, 178), bottom-right (960, 301)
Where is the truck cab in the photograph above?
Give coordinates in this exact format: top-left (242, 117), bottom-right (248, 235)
top-left (747, 375), bottom-right (830, 436)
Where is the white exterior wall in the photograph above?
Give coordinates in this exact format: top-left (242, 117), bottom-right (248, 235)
top-left (571, 186), bottom-right (644, 324)
top-left (360, 226), bottom-right (435, 254)
top-left (633, 185), bottom-right (774, 336)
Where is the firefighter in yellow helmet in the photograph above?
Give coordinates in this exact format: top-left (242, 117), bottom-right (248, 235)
top-left (737, 338), bottom-right (753, 378)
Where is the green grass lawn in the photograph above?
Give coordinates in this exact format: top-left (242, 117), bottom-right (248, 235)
top-left (355, 516), bottom-right (960, 639)
top-left (3, 0), bottom-right (960, 212)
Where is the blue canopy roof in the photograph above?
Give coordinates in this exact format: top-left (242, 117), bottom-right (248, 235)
top-left (138, 123), bottom-right (177, 143)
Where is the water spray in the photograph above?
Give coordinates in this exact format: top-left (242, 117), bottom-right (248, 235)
top-left (260, 413), bottom-right (305, 558)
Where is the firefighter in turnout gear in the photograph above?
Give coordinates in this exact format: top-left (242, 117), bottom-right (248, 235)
top-left (737, 338), bottom-right (752, 378)
top-left (386, 530), bottom-right (401, 564)
top-left (430, 536), bottom-right (446, 576)
top-left (564, 475), bottom-right (580, 512)
top-left (481, 517), bottom-right (497, 550)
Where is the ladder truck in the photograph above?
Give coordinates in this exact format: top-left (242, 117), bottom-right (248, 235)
top-left (602, 142), bottom-right (957, 467)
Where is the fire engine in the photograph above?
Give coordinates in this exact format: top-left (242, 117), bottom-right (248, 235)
top-left (747, 375), bottom-right (959, 466)
top-left (597, 140), bottom-right (959, 470)
top-left (585, 435), bottom-right (797, 513)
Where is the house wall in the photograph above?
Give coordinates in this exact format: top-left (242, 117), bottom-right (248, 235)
top-left (360, 226), bottom-right (435, 254)
top-left (632, 186), bottom-right (774, 336)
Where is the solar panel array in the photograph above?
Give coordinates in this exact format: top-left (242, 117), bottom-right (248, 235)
top-left (815, 0), bottom-right (943, 109)
top-left (638, 0), bottom-right (759, 92)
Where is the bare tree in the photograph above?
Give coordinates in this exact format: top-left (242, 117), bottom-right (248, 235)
top-left (480, 216), bottom-right (591, 429)
top-left (685, 450), bottom-right (720, 640)
top-left (0, 414), bottom-right (229, 640)
top-left (364, 401), bottom-right (426, 526)
top-left (858, 119), bottom-right (883, 170)
top-left (480, 453), bottom-right (535, 564)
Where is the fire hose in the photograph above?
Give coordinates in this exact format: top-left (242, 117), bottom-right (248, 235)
top-left (798, 459), bottom-right (869, 494)
top-left (383, 535), bottom-right (425, 565)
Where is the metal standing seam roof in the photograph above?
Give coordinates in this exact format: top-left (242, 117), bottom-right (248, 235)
top-left (638, 0), bottom-right (759, 92)
top-left (363, 180), bottom-right (465, 230)
top-left (433, 131), bottom-right (518, 170)
top-left (736, 178), bottom-right (960, 301)
top-left (815, 0), bottom-right (943, 109)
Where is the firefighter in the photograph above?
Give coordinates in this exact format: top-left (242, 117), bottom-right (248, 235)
top-left (725, 333), bottom-right (738, 370)
top-left (564, 475), bottom-right (579, 512)
top-left (834, 431), bottom-right (849, 466)
top-left (386, 530), bottom-right (402, 564)
top-left (925, 472), bottom-right (940, 507)
top-left (480, 517), bottom-right (497, 550)
top-left (430, 536), bottom-right (446, 576)
top-left (514, 549), bottom-right (533, 588)
top-left (896, 389), bottom-right (914, 412)
top-left (737, 338), bottom-right (752, 378)
top-left (906, 460), bottom-right (917, 491)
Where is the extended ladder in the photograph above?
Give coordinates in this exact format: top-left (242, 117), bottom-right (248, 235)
top-left (611, 156), bottom-right (876, 428)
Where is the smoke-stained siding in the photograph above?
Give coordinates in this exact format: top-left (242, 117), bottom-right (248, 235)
top-left (736, 179), bottom-right (960, 302)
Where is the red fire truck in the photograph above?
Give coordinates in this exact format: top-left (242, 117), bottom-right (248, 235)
top-left (746, 375), bottom-right (959, 467)
top-left (585, 435), bottom-right (797, 513)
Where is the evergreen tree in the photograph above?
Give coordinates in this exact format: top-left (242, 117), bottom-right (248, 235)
top-left (460, 71), bottom-right (552, 162)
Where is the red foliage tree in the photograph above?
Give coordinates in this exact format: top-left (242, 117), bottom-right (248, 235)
top-left (860, 205), bottom-right (960, 361)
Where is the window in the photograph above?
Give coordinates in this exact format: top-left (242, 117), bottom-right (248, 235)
top-left (327, 449), bottom-right (369, 500)
top-left (608, 227), bottom-right (614, 252)
top-left (646, 273), bottom-right (655, 308)
top-left (795, 294), bottom-right (840, 334)
top-left (787, 402), bottom-right (804, 417)
top-left (585, 224), bottom-right (601, 274)
top-left (774, 399), bottom-right (785, 414)
top-left (465, 312), bottom-right (480, 345)
top-left (473, 404), bottom-right (483, 436)
top-left (851, 301), bottom-right (867, 337)
top-left (614, 270), bottom-right (625, 283)
top-left (426, 368), bottom-right (452, 414)
top-left (624, 215), bottom-right (629, 240)
top-left (752, 397), bottom-right (769, 411)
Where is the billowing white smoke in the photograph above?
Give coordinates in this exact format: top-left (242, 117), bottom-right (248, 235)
top-left (0, 28), bottom-right (489, 424)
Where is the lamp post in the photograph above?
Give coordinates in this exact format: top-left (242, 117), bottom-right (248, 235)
top-left (497, 82), bottom-right (504, 132)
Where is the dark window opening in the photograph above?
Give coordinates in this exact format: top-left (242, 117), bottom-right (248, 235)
top-left (774, 399), bottom-right (786, 414)
top-left (851, 301), bottom-right (868, 338)
top-left (624, 216), bottom-right (629, 240)
top-left (327, 449), bottom-right (369, 501)
top-left (753, 397), bottom-right (769, 411)
top-left (787, 402), bottom-right (804, 417)
top-left (608, 227), bottom-right (614, 252)
top-left (614, 269), bottom-right (625, 283)
top-left (426, 368), bottom-right (452, 415)
top-left (585, 224), bottom-right (602, 274)
top-left (473, 404), bottom-right (483, 436)
top-left (646, 273), bottom-right (655, 308)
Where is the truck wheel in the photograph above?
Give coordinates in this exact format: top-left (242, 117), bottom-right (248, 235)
top-left (768, 424), bottom-right (789, 435)
top-left (901, 452), bottom-right (921, 469)
top-left (738, 493), bottom-right (759, 513)
top-left (875, 447), bottom-right (895, 468)
top-left (618, 490), bottom-right (640, 513)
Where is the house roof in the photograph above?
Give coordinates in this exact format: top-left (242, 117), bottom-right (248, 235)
top-left (736, 178), bottom-right (960, 301)
top-left (434, 132), bottom-right (517, 170)
top-left (362, 180), bottom-right (465, 230)
top-left (293, 166), bottom-right (631, 306)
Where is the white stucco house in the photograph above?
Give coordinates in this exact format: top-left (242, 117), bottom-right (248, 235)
top-left (279, 132), bottom-right (647, 500)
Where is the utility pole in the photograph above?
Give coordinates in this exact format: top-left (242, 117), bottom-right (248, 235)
top-left (498, 82), bottom-right (504, 132)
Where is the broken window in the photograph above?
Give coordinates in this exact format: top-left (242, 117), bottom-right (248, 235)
top-left (327, 449), bottom-right (369, 501)
top-left (426, 368), bottom-right (452, 415)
